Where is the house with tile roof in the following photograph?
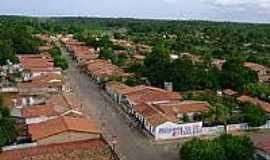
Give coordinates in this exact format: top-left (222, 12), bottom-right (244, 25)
top-left (122, 85), bottom-right (182, 110)
top-left (237, 95), bottom-right (270, 113)
top-left (18, 54), bottom-right (62, 80)
top-left (105, 81), bottom-right (133, 103)
top-left (20, 93), bottom-right (83, 124)
top-left (132, 101), bottom-right (209, 137)
top-left (17, 74), bottom-right (66, 94)
top-left (0, 138), bottom-right (119, 160)
top-left (28, 116), bottom-right (101, 145)
top-left (244, 62), bottom-right (270, 82)
top-left (85, 59), bottom-right (128, 83)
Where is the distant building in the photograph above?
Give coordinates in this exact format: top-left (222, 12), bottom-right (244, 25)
top-left (85, 59), bottom-right (130, 83)
top-left (223, 89), bottom-right (239, 97)
top-left (211, 59), bottom-right (226, 70)
top-left (237, 95), bottom-right (270, 113)
top-left (244, 62), bottom-right (270, 82)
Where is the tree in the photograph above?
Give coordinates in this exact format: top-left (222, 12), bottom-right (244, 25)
top-left (99, 47), bottom-right (114, 60)
top-left (180, 138), bottom-right (226, 160)
top-left (221, 59), bottom-right (258, 90)
top-left (0, 25), bottom-right (40, 54)
top-left (142, 41), bottom-right (171, 87)
top-left (180, 135), bottom-right (255, 160)
top-left (49, 46), bottom-right (69, 70)
top-left (205, 103), bottom-right (230, 133)
top-left (242, 83), bottom-right (270, 102)
top-left (0, 94), bottom-right (16, 147)
top-left (217, 134), bottom-right (254, 160)
top-left (242, 103), bottom-right (267, 127)
top-left (0, 40), bottom-right (18, 65)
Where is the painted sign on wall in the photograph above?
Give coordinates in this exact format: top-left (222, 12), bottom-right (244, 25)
top-left (155, 121), bottom-right (203, 140)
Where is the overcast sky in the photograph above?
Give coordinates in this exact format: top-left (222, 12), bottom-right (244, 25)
top-left (0, 0), bottom-right (270, 23)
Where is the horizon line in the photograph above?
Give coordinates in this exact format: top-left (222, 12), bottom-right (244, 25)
top-left (0, 13), bottom-right (269, 25)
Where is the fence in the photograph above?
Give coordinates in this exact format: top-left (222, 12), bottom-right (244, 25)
top-left (154, 120), bottom-right (270, 140)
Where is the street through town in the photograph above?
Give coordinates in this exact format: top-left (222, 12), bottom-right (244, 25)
top-left (62, 47), bottom-right (179, 160)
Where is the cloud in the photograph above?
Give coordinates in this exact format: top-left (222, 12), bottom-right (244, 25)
top-left (213, 0), bottom-right (270, 9)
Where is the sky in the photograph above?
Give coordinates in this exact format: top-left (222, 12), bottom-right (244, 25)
top-left (0, 0), bottom-right (270, 23)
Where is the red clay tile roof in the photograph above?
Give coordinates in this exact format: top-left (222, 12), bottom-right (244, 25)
top-left (0, 138), bottom-right (112, 160)
top-left (237, 95), bottom-right (270, 113)
top-left (223, 89), bottom-right (238, 96)
top-left (256, 140), bottom-right (270, 154)
top-left (18, 55), bottom-right (54, 70)
top-left (17, 74), bottom-right (64, 92)
top-left (133, 103), bottom-right (158, 117)
top-left (105, 81), bottom-right (132, 94)
top-left (157, 101), bottom-right (210, 114)
top-left (123, 86), bottom-right (182, 105)
top-left (22, 104), bottom-right (58, 118)
top-left (46, 93), bottom-right (82, 110)
top-left (28, 116), bottom-right (100, 140)
top-left (244, 62), bottom-right (269, 72)
top-left (86, 59), bottom-right (126, 78)
top-left (133, 101), bottom-right (209, 126)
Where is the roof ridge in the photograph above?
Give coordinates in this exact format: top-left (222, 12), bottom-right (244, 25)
top-left (61, 116), bottom-right (69, 130)
top-left (146, 103), bottom-right (174, 122)
top-left (62, 94), bottom-right (73, 109)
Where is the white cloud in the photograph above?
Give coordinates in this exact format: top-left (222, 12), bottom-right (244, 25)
top-left (213, 0), bottom-right (270, 9)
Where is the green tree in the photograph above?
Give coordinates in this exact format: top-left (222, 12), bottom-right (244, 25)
top-left (242, 103), bottom-right (267, 127)
top-left (217, 134), bottom-right (254, 160)
top-left (0, 40), bottom-right (18, 65)
top-left (242, 83), bottom-right (270, 102)
top-left (49, 46), bottom-right (69, 70)
top-left (180, 135), bottom-right (255, 160)
top-left (180, 138), bottom-right (226, 160)
top-left (0, 94), bottom-right (16, 147)
top-left (142, 41), bottom-right (171, 87)
top-left (99, 47), bottom-right (114, 60)
top-left (205, 103), bottom-right (230, 133)
top-left (221, 59), bottom-right (258, 90)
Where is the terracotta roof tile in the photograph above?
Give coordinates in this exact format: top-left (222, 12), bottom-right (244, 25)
top-left (18, 55), bottom-right (54, 70)
top-left (28, 116), bottom-right (100, 141)
top-left (237, 95), bottom-right (270, 113)
top-left (17, 74), bottom-right (64, 92)
top-left (157, 101), bottom-right (210, 114)
top-left (46, 93), bottom-right (82, 110)
top-left (133, 101), bottom-right (209, 126)
top-left (105, 81), bottom-right (132, 94)
top-left (22, 104), bottom-right (58, 118)
top-left (223, 89), bottom-right (238, 96)
top-left (0, 139), bottom-right (112, 160)
top-left (123, 86), bottom-right (182, 105)
top-left (256, 140), bottom-right (270, 154)
top-left (244, 62), bottom-right (269, 72)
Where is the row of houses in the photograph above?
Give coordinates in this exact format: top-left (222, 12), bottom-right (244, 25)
top-left (60, 35), bottom-right (213, 140)
top-left (105, 81), bottom-right (210, 140)
top-left (61, 36), bottom-right (132, 83)
top-left (0, 35), bottom-right (119, 160)
top-left (60, 35), bottom-right (270, 141)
